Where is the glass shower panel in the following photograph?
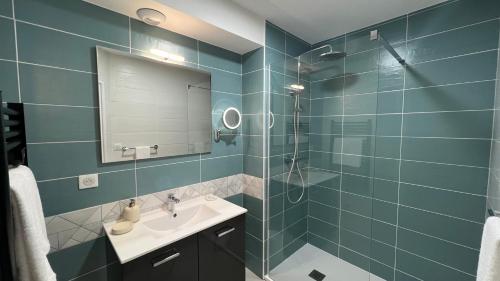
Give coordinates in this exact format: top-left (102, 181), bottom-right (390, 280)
top-left (265, 37), bottom-right (385, 281)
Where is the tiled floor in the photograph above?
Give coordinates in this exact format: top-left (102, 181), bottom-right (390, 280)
top-left (268, 244), bottom-right (385, 281)
top-left (246, 268), bottom-right (263, 281)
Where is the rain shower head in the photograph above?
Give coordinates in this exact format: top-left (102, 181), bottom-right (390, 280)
top-left (319, 50), bottom-right (347, 60)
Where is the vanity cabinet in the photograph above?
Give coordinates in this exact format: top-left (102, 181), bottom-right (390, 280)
top-left (198, 215), bottom-right (245, 281)
top-left (121, 214), bottom-right (245, 281)
top-left (123, 235), bottom-right (198, 281)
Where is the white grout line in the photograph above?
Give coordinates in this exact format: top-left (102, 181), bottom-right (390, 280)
top-left (18, 60), bottom-right (96, 74)
top-left (11, 0), bottom-right (20, 103)
top-left (411, 48), bottom-right (498, 66)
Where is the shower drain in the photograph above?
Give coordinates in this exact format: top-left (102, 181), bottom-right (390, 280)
top-left (308, 269), bottom-right (326, 281)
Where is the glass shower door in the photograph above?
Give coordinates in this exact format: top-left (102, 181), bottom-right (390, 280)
top-left (264, 37), bottom-right (382, 281)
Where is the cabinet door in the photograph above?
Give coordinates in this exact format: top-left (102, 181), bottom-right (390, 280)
top-left (198, 215), bottom-right (245, 281)
top-left (123, 234), bottom-right (198, 281)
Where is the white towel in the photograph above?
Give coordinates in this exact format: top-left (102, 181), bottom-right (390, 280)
top-left (9, 165), bottom-right (56, 281)
top-left (477, 216), bottom-right (500, 281)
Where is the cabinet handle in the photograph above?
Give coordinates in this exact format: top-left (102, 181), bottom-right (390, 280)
top-left (152, 252), bottom-right (180, 268)
top-left (216, 227), bottom-right (236, 238)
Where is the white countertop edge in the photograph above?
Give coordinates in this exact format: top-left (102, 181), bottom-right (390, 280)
top-left (103, 195), bottom-right (248, 264)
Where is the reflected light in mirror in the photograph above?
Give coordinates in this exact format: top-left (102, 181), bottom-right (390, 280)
top-left (150, 48), bottom-right (185, 62)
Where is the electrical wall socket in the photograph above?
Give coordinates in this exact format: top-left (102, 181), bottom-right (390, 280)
top-left (79, 174), bottom-right (98, 189)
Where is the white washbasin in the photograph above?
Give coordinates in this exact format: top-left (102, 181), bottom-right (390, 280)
top-left (143, 204), bottom-right (220, 232)
top-left (103, 195), bottom-right (247, 264)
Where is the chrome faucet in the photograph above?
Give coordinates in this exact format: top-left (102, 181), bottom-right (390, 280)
top-left (166, 193), bottom-right (180, 216)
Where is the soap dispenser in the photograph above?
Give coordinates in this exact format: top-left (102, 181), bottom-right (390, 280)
top-left (122, 199), bottom-right (140, 223)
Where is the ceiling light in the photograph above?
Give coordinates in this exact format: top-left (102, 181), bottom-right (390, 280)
top-left (150, 49), bottom-right (185, 62)
top-left (137, 8), bottom-right (166, 26)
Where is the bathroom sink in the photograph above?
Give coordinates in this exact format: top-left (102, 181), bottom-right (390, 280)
top-left (143, 204), bottom-right (220, 232)
top-left (103, 195), bottom-right (247, 264)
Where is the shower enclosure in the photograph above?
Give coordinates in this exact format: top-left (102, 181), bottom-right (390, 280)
top-left (264, 29), bottom-right (406, 281)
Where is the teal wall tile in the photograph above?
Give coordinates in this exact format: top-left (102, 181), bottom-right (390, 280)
top-left (244, 194), bottom-right (263, 218)
top-left (340, 211), bottom-right (371, 237)
top-left (341, 192), bottom-right (372, 217)
top-left (374, 136), bottom-right (401, 158)
top-left (40, 170), bottom-right (135, 216)
top-left (311, 96), bottom-right (343, 116)
top-left (339, 245), bottom-right (370, 272)
top-left (344, 93), bottom-right (377, 115)
top-left (225, 193), bottom-right (244, 207)
top-left (308, 232), bottom-right (339, 257)
top-left (246, 212), bottom-right (263, 239)
top-left (377, 91), bottom-right (403, 114)
top-left (372, 178), bottom-right (398, 203)
top-left (370, 240), bottom-right (395, 267)
top-left (28, 142), bottom-right (134, 181)
top-left (370, 261), bottom-right (394, 281)
top-left (283, 217), bottom-right (307, 245)
top-left (243, 69), bottom-right (264, 94)
top-left (403, 111), bottom-right (493, 139)
top-left (243, 47), bottom-right (263, 74)
top-left (398, 206), bottom-right (483, 249)
top-left (243, 155), bottom-right (263, 177)
top-left (285, 33), bottom-right (309, 57)
top-left (19, 64), bottom-right (97, 106)
top-left (246, 233), bottom-right (263, 258)
top-left (405, 51), bottom-right (498, 89)
top-left (25, 105), bottom-right (98, 142)
top-left (202, 66), bottom-right (242, 94)
top-left (136, 161), bottom-right (200, 195)
top-left (344, 72), bottom-right (378, 95)
top-left (346, 16), bottom-right (407, 54)
top-left (246, 251), bottom-right (262, 277)
top-left (396, 249), bottom-right (475, 281)
top-left (402, 138), bottom-right (491, 167)
top-left (0, 60), bottom-right (19, 102)
top-left (400, 160), bottom-right (488, 195)
top-left (399, 183), bottom-right (486, 223)
top-left (407, 20), bottom-right (500, 64)
top-left (17, 22), bottom-right (127, 72)
top-left (309, 185), bottom-right (339, 206)
top-left (342, 173), bottom-right (372, 197)
top-left (48, 237), bottom-right (117, 281)
top-left (136, 154), bottom-right (199, 168)
top-left (404, 81), bottom-right (496, 113)
top-left (309, 217), bottom-right (339, 242)
top-left (398, 227), bottom-right (479, 275)
top-left (311, 77), bottom-right (344, 98)
top-left (242, 92), bottom-right (263, 114)
top-left (371, 220), bottom-right (396, 246)
top-left (309, 201), bottom-right (339, 225)
top-left (345, 49), bottom-right (379, 74)
top-left (198, 41), bottom-right (241, 73)
top-left (372, 199), bottom-right (397, 224)
top-left (201, 154), bottom-right (242, 181)
top-left (130, 19), bottom-right (197, 64)
top-left (16, 0), bottom-right (129, 45)
top-left (266, 47), bottom-right (285, 74)
top-left (0, 18), bottom-right (15, 60)
top-left (0, 0), bottom-right (11, 17)
top-left (407, 0), bottom-right (500, 40)
top-left (266, 22), bottom-right (285, 53)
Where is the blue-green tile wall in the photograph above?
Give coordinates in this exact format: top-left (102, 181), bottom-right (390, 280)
top-left (1, 0), bottom-right (246, 279)
top-left (305, 1), bottom-right (500, 281)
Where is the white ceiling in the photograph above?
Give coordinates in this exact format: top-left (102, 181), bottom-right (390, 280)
top-left (231, 0), bottom-right (448, 44)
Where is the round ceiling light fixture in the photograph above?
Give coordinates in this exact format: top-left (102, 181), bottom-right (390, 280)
top-left (136, 8), bottom-right (166, 26)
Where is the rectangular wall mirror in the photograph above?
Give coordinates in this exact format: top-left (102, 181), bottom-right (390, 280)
top-left (96, 46), bottom-right (212, 163)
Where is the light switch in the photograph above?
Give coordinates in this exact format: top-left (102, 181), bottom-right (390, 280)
top-left (79, 174), bottom-right (98, 189)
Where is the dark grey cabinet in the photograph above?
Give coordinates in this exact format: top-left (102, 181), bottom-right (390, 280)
top-left (121, 214), bottom-right (245, 281)
top-left (123, 235), bottom-right (198, 281)
top-left (198, 215), bottom-right (245, 281)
